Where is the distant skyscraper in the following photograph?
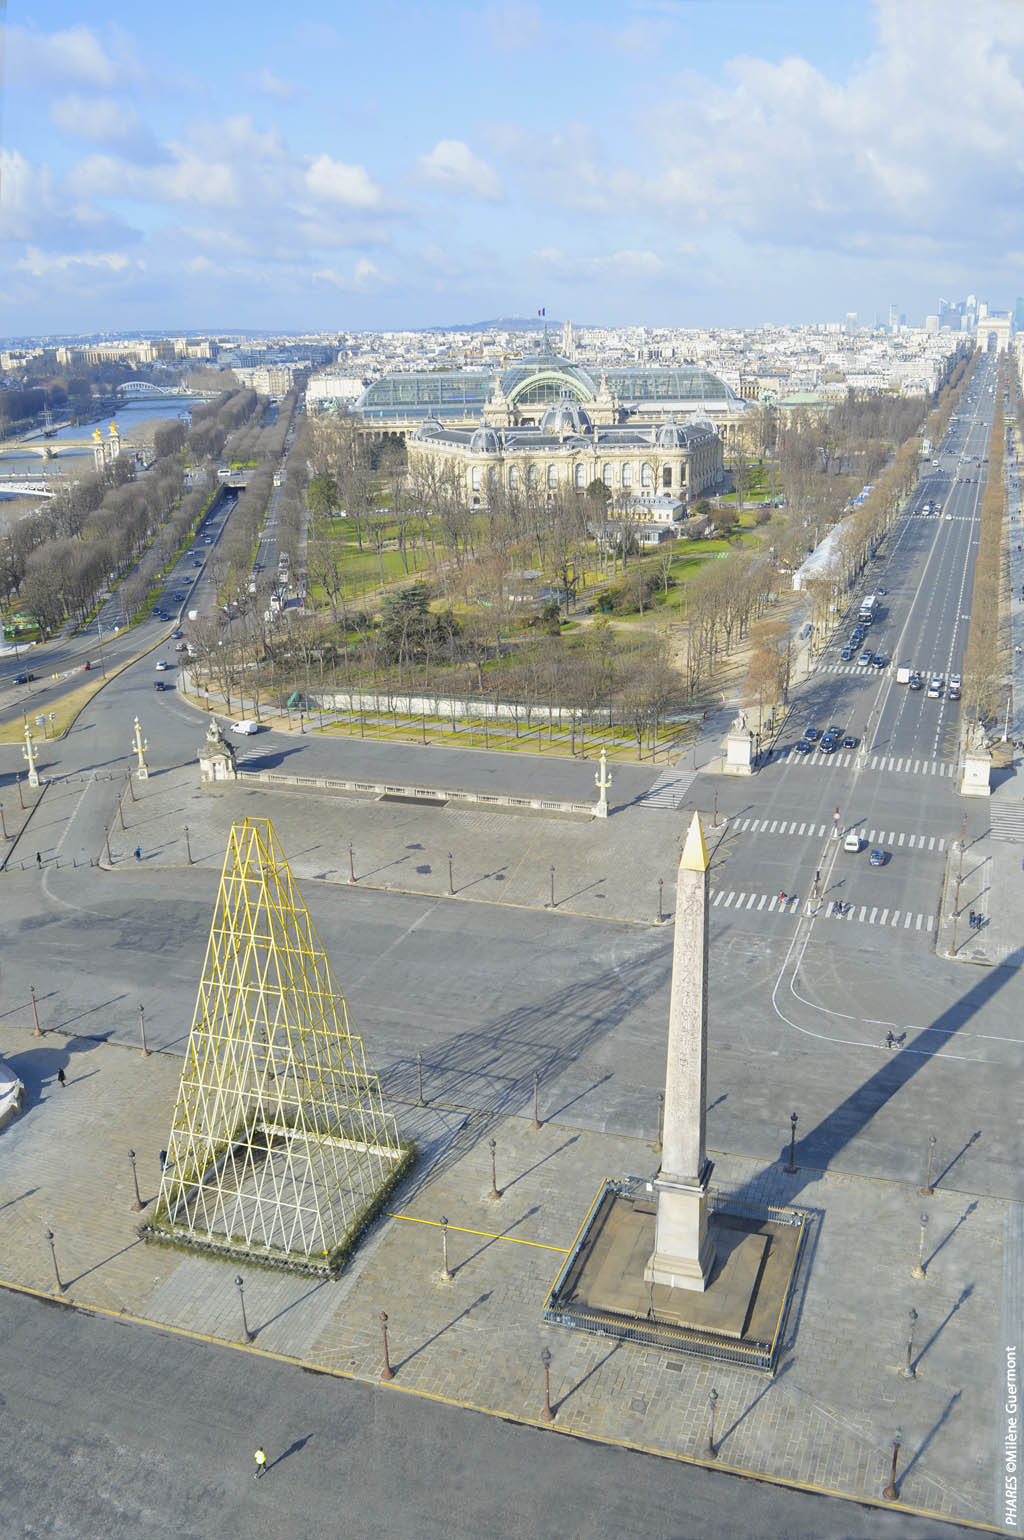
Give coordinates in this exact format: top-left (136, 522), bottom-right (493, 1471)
top-left (561, 318), bottom-right (576, 361)
top-left (925, 315), bottom-right (939, 333)
top-left (888, 303), bottom-right (899, 332)
top-left (1015, 298), bottom-right (1024, 334)
top-left (844, 312), bottom-right (858, 334)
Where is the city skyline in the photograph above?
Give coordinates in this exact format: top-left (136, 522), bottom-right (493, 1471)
top-left (4, 0), bottom-right (1024, 334)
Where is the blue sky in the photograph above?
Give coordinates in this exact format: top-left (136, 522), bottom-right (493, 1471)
top-left (3, 0), bottom-right (1024, 335)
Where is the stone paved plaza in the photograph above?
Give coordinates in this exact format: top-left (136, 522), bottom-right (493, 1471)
top-left (0, 1019), bottom-right (1008, 1532)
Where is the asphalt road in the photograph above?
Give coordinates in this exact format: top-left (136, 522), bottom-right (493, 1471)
top-left (0, 1287), bottom-right (981, 1540)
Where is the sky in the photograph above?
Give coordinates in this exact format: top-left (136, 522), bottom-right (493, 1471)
top-left (3, 0), bottom-right (1024, 337)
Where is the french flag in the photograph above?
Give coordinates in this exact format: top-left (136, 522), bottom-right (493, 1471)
top-left (537, 307), bottom-right (545, 317)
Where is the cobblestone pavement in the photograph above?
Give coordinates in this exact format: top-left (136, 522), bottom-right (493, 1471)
top-left (0, 1023), bottom-right (1011, 1533)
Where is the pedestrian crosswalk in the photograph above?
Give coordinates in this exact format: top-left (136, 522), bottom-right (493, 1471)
top-left (990, 802), bottom-right (1024, 842)
top-left (710, 888), bottom-right (935, 932)
top-left (776, 745), bottom-right (955, 776)
top-left (635, 765), bottom-right (698, 810)
top-left (726, 816), bottom-right (946, 851)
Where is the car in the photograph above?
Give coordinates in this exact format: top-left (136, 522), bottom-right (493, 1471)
top-left (231, 719), bottom-right (260, 735)
top-left (804, 727), bottom-right (820, 741)
top-left (844, 832), bottom-right (862, 853)
top-left (840, 646), bottom-right (854, 661)
top-left (842, 734), bottom-right (858, 748)
top-left (171, 629), bottom-right (184, 639)
top-left (869, 848), bottom-right (888, 866)
top-left (909, 671), bottom-right (924, 690)
top-left (871, 654), bottom-right (887, 669)
top-left (820, 736), bottom-right (837, 754)
top-left (12, 671), bottom-right (34, 684)
top-left (174, 641), bottom-right (188, 652)
top-left (827, 724), bottom-right (843, 737)
top-left (794, 739), bottom-right (812, 754)
top-left (927, 675), bottom-right (944, 698)
top-left (945, 513), bottom-right (953, 521)
top-left (153, 679), bottom-right (167, 691)
top-left (858, 650), bottom-right (874, 666)
top-left (877, 586), bottom-right (887, 595)
top-left (193, 559), bottom-right (203, 567)
top-left (151, 607), bottom-right (161, 616)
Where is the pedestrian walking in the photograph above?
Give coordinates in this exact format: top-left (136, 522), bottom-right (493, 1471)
top-left (56, 1067), bottom-right (66, 1088)
top-left (35, 851), bottom-right (41, 868)
top-left (134, 846), bottom-right (141, 861)
top-left (969, 910), bottom-right (976, 928)
top-left (885, 1031), bottom-right (895, 1050)
top-left (254, 1447), bottom-right (267, 1479)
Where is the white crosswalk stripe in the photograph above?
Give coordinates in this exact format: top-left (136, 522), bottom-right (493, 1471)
top-left (710, 888), bottom-right (934, 932)
top-left (635, 765), bottom-right (698, 811)
top-left (776, 744), bottom-right (954, 776)
top-left (726, 817), bottom-right (944, 850)
top-left (990, 803), bottom-right (1024, 842)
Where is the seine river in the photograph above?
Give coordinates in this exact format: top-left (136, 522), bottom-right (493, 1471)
top-left (0, 398), bottom-right (199, 528)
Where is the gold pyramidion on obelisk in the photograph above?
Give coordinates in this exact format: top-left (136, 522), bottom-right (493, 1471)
top-left (644, 810), bottom-right (717, 1292)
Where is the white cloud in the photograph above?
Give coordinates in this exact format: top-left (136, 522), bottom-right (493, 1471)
top-left (49, 95), bottom-right (154, 153)
top-left (418, 140), bottom-right (505, 201)
top-left (533, 247), bottom-right (666, 280)
top-left (254, 67), bottom-right (297, 101)
top-left (6, 23), bottom-right (144, 89)
top-left (305, 154), bottom-right (382, 208)
top-left (313, 258), bottom-right (388, 290)
top-left (16, 247), bottom-right (138, 278)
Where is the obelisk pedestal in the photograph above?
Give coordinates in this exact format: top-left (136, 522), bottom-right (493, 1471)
top-left (644, 812), bottom-right (716, 1292)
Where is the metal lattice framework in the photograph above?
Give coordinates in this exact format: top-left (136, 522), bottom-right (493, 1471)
top-left (144, 818), bottom-right (409, 1275)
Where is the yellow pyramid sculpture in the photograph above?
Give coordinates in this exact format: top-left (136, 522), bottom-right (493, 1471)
top-left (144, 818), bottom-right (411, 1275)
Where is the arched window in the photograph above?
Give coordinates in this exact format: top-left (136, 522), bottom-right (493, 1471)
top-left (602, 463), bottom-right (612, 486)
top-left (471, 466), bottom-right (481, 492)
top-left (621, 462), bottom-right (633, 488)
top-left (574, 462), bottom-right (586, 489)
top-left (641, 463), bottom-right (652, 488)
top-left (509, 464), bottom-right (519, 489)
top-left (547, 463), bottom-right (558, 489)
top-left (527, 463), bottom-right (539, 489)
top-left (663, 465), bottom-right (672, 488)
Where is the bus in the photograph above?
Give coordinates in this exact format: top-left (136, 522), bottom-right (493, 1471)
top-left (858, 594), bottom-right (878, 625)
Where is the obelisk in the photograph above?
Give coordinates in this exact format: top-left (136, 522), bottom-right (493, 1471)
top-left (644, 810), bottom-right (716, 1292)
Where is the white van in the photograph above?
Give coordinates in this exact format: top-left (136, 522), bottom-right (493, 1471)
top-left (231, 719), bottom-right (261, 735)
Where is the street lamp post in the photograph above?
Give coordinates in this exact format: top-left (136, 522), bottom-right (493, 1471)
top-left (379, 1310), bottom-right (395, 1381)
top-left (447, 852), bottom-right (454, 897)
top-left (128, 1148), bottom-right (144, 1212)
top-left (348, 843), bottom-right (356, 883)
top-left (44, 1227), bottom-right (66, 1292)
top-left (912, 1212), bottom-right (929, 1279)
top-left (439, 1215), bottom-right (453, 1282)
top-left (713, 790), bottom-right (719, 828)
top-left (138, 1003), bottom-right (149, 1058)
top-left (785, 1111), bottom-right (798, 1174)
top-left (546, 865), bottom-right (556, 909)
top-left (657, 877), bottom-right (664, 924)
top-left (30, 985), bottom-right (41, 1037)
top-left (706, 1388), bottom-right (719, 1458)
top-left (235, 1274), bottom-right (254, 1343)
top-left (416, 1051), bottom-right (425, 1107)
top-left (532, 1071), bottom-right (542, 1131)
top-left (104, 826), bottom-right (113, 864)
top-left (488, 1137), bottom-right (502, 1201)
top-left (184, 825), bottom-right (193, 865)
top-left (902, 1307), bottom-right (919, 1378)
top-left (540, 1346), bottom-right (555, 1423)
top-left (920, 1135), bottom-right (938, 1197)
top-left (883, 1428), bottom-right (902, 1501)
top-left (0, 804), bottom-right (8, 841)
top-left (127, 767), bottom-right (136, 803)
top-left (656, 1091), bottom-right (664, 1152)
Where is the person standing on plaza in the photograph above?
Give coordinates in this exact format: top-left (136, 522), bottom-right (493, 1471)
top-left (254, 1447), bottom-right (267, 1479)
top-left (56, 1067), bottom-right (66, 1088)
